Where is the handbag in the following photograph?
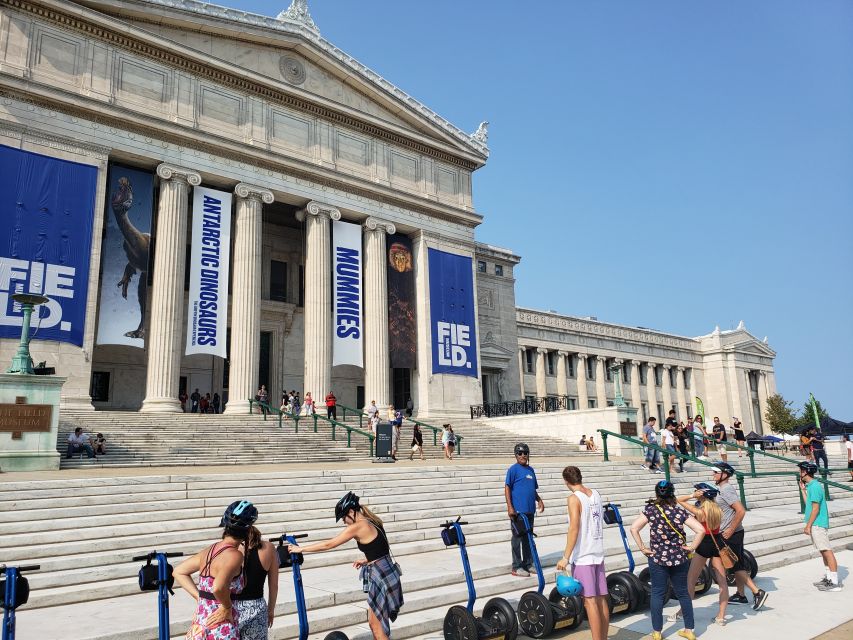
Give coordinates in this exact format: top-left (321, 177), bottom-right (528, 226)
top-left (710, 532), bottom-right (738, 569)
top-left (654, 505), bottom-right (694, 558)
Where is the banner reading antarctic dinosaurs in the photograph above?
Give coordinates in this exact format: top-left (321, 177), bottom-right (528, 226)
top-left (429, 248), bottom-right (478, 377)
top-left (332, 219), bottom-right (363, 367)
top-left (387, 233), bottom-right (416, 369)
top-left (185, 186), bottom-right (232, 358)
top-left (0, 145), bottom-right (98, 347)
top-left (95, 163), bottom-right (155, 348)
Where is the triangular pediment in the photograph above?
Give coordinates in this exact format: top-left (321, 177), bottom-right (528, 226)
top-left (74, 0), bottom-right (488, 165)
top-left (480, 340), bottom-right (514, 366)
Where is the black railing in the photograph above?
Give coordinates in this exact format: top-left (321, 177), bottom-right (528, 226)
top-left (470, 395), bottom-right (571, 419)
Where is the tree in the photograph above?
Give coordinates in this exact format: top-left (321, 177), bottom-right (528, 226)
top-left (796, 396), bottom-right (829, 428)
top-left (765, 394), bottom-right (798, 434)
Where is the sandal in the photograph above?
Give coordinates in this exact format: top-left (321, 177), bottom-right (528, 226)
top-left (667, 610), bottom-right (683, 622)
top-left (715, 617), bottom-right (727, 626)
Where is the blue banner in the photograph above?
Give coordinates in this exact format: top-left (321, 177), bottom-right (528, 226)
top-left (429, 248), bottom-right (478, 377)
top-left (0, 145), bottom-right (97, 346)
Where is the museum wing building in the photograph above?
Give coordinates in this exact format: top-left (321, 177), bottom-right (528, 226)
top-left (0, 0), bottom-right (777, 432)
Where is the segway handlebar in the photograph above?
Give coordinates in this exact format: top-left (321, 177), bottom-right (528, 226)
top-left (132, 552), bottom-right (184, 561)
top-left (270, 533), bottom-right (308, 542)
top-left (440, 517), bottom-right (467, 528)
top-left (0, 564), bottom-right (40, 573)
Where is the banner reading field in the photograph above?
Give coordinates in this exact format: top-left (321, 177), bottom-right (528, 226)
top-left (332, 219), bottom-right (363, 367)
top-left (0, 145), bottom-right (98, 347)
top-left (186, 186), bottom-right (232, 357)
top-left (428, 248), bottom-right (478, 377)
top-left (95, 164), bottom-right (155, 347)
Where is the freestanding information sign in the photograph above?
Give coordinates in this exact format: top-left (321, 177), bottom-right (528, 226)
top-left (374, 422), bottom-right (393, 461)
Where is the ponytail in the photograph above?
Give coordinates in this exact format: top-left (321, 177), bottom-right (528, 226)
top-left (360, 504), bottom-right (384, 529)
top-left (247, 525), bottom-right (262, 550)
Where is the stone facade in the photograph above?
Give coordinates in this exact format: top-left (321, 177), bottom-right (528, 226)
top-left (0, 1), bottom-right (778, 426)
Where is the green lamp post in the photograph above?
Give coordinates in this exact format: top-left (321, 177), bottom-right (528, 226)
top-left (609, 362), bottom-right (628, 407)
top-left (6, 293), bottom-right (49, 374)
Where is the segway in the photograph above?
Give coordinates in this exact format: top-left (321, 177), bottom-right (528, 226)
top-left (272, 533), bottom-right (349, 640)
top-left (725, 548), bottom-right (758, 586)
top-left (1, 564), bottom-right (39, 640)
top-left (440, 518), bottom-right (518, 640)
top-left (133, 551), bottom-right (183, 640)
top-left (513, 514), bottom-right (584, 638)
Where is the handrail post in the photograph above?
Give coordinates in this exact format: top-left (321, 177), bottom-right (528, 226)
top-left (747, 448), bottom-right (756, 477)
top-left (737, 474), bottom-right (748, 510)
top-left (347, 428), bottom-right (352, 447)
top-left (798, 474), bottom-right (806, 514)
top-left (821, 469), bottom-right (831, 502)
top-left (313, 413), bottom-right (318, 433)
top-left (277, 411), bottom-right (282, 428)
top-left (248, 400), bottom-right (252, 415)
top-left (601, 431), bottom-right (609, 462)
top-left (433, 427), bottom-right (438, 447)
top-left (663, 452), bottom-right (671, 482)
top-left (262, 405), bottom-right (267, 421)
top-left (331, 422), bottom-right (336, 441)
top-left (359, 413), bottom-right (363, 430)
top-left (294, 416), bottom-right (299, 433)
top-left (370, 435), bottom-right (374, 458)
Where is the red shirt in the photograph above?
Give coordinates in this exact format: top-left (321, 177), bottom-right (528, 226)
top-left (325, 394), bottom-right (336, 407)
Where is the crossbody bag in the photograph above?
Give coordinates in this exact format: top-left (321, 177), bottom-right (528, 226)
top-left (710, 531), bottom-right (739, 569)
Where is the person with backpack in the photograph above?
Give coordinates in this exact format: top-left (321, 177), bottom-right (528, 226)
top-left (629, 481), bottom-right (705, 640)
top-left (287, 492), bottom-right (403, 640)
top-left (174, 501), bottom-right (256, 639)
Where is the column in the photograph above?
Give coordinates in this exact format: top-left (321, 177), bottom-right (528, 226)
top-left (595, 355), bottom-right (607, 408)
top-left (363, 217), bottom-right (395, 410)
top-left (141, 163), bottom-right (201, 413)
top-left (757, 370), bottom-right (769, 434)
top-left (630, 360), bottom-right (642, 417)
top-left (662, 364), bottom-right (673, 416)
top-left (556, 351), bottom-right (568, 397)
top-left (535, 348), bottom-right (547, 398)
top-left (517, 347), bottom-right (526, 398)
top-left (645, 362), bottom-right (657, 420)
top-left (576, 353), bottom-right (589, 409)
top-left (296, 201), bottom-right (340, 404)
top-left (223, 182), bottom-right (273, 414)
top-left (676, 366), bottom-right (687, 421)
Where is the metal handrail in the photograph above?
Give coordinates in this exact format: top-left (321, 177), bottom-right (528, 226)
top-left (312, 413), bottom-right (375, 457)
top-left (336, 404), bottom-right (463, 454)
top-left (470, 395), bottom-right (571, 419)
top-left (247, 399), bottom-right (284, 428)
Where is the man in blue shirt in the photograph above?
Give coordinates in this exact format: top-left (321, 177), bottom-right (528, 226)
top-left (505, 442), bottom-right (544, 577)
top-left (799, 461), bottom-right (843, 591)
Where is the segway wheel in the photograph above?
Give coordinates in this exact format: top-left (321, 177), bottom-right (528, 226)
top-left (742, 548), bottom-right (758, 578)
top-left (324, 633), bottom-right (349, 640)
top-left (695, 564), bottom-right (713, 596)
top-left (482, 597), bottom-right (519, 640)
top-left (443, 605), bottom-right (479, 640)
top-left (517, 591), bottom-right (555, 638)
top-left (547, 588), bottom-right (584, 631)
top-left (623, 571), bottom-right (647, 610)
top-left (606, 572), bottom-right (639, 616)
top-left (638, 567), bottom-right (672, 603)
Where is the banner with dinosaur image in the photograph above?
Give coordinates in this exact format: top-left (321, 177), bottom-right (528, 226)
top-left (95, 164), bottom-right (155, 348)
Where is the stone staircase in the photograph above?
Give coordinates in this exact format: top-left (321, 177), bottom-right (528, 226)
top-left (7, 455), bottom-right (853, 639)
top-left (56, 410), bottom-right (600, 469)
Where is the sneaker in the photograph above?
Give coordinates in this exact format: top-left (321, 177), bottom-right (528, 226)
top-left (677, 630), bottom-right (696, 640)
top-left (728, 593), bottom-right (749, 604)
top-left (813, 577), bottom-right (830, 587)
top-left (511, 568), bottom-right (530, 578)
top-left (654, 468), bottom-right (664, 474)
top-left (752, 589), bottom-right (769, 610)
top-left (651, 633), bottom-right (662, 640)
top-left (817, 581), bottom-right (843, 592)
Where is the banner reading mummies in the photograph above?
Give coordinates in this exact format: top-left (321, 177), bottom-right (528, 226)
top-left (332, 219), bottom-right (363, 367)
top-left (185, 186), bottom-right (232, 357)
top-left (0, 145), bottom-right (97, 346)
top-left (387, 233), bottom-right (416, 368)
top-left (95, 164), bottom-right (155, 347)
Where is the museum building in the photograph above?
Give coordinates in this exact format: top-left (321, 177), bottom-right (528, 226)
top-left (0, 0), bottom-right (777, 430)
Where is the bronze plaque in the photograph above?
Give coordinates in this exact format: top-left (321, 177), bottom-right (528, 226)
top-left (0, 403), bottom-right (53, 432)
top-left (619, 421), bottom-right (638, 437)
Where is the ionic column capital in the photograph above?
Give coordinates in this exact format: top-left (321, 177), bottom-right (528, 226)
top-left (595, 354), bottom-right (607, 362)
top-left (518, 346), bottom-right (527, 354)
top-left (363, 216), bottom-right (396, 235)
top-left (647, 361), bottom-right (657, 368)
top-left (536, 347), bottom-right (549, 355)
top-left (662, 364), bottom-right (672, 371)
top-left (234, 182), bottom-right (274, 204)
top-left (614, 358), bottom-right (624, 365)
top-left (156, 163), bottom-right (201, 186)
top-left (631, 360), bottom-right (641, 367)
top-left (296, 200), bottom-right (342, 222)
top-left (577, 353), bottom-right (588, 360)
top-left (557, 350), bottom-right (569, 357)
top-left (677, 366), bottom-right (686, 372)
top-left (759, 370), bottom-right (767, 378)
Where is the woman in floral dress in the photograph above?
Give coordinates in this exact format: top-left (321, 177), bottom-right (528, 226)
top-left (175, 500), bottom-right (259, 640)
top-left (629, 481), bottom-right (705, 640)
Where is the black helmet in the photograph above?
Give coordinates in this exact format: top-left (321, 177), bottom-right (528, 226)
top-left (798, 461), bottom-right (818, 476)
top-left (335, 491), bottom-right (361, 522)
top-left (655, 480), bottom-right (675, 499)
top-left (514, 442), bottom-right (530, 456)
top-left (220, 500), bottom-right (258, 532)
top-left (713, 462), bottom-right (735, 478)
top-left (693, 483), bottom-right (719, 500)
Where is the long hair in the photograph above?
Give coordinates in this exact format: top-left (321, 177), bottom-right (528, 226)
top-left (651, 496), bottom-right (677, 508)
top-left (360, 504), bottom-right (384, 529)
top-left (246, 525), bottom-right (262, 550)
top-left (699, 498), bottom-right (722, 531)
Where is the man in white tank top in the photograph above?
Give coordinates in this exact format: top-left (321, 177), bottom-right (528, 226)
top-left (556, 466), bottom-right (609, 640)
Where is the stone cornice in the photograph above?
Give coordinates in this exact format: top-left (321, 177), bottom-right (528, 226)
top-left (516, 308), bottom-right (700, 351)
top-left (363, 217), bottom-right (396, 235)
top-left (26, 0), bottom-right (486, 168)
top-left (156, 163), bottom-right (202, 185)
top-left (0, 120), bottom-right (110, 159)
top-left (234, 182), bottom-right (274, 203)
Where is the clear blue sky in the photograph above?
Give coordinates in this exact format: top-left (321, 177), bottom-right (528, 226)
top-left (230, 1), bottom-right (852, 417)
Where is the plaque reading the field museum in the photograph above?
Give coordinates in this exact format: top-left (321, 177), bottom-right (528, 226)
top-left (0, 400), bottom-right (53, 433)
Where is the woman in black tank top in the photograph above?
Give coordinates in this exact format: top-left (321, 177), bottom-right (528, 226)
top-left (233, 526), bottom-right (279, 640)
top-left (287, 491), bottom-right (403, 640)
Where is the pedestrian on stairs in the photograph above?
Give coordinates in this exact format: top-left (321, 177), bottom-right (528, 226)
top-left (325, 391), bottom-right (337, 420)
top-left (286, 492), bottom-right (403, 640)
top-left (409, 423), bottom-right (424, 461)
top-left (505, 442), bottom-right (544, 577)
top-left (799, 461), bottom-right (843, 591)
top-left (190, 388), bottom-right (200, 413)
top-left (441, 424), bottom-right (456, 460)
